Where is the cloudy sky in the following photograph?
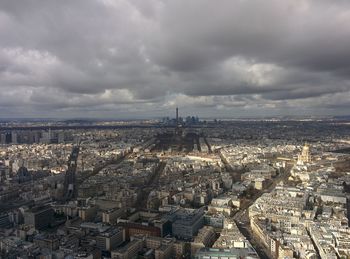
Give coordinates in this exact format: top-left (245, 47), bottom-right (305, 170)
top-left (0, 0), bottom-right (350, 118)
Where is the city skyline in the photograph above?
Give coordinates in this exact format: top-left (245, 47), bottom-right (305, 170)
top-left (1, 2), bottom-right (350, 255)
top-left (0, 0), bottom-right (350, 118)
top-left (1, 119), bottom-right (349, 258)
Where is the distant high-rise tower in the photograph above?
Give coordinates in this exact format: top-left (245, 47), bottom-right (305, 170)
top-left (175, 107), bottom-right (182, 136)
top-left (11, 131), bottom-right (18, 144)
top-left (176, 107), bottom-right (179, 125)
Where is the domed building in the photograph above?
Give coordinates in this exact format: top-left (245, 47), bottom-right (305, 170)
top-left (297, 143), bottom-right (311, 165)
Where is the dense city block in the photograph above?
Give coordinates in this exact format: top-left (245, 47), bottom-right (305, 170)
top-left (1, 115), bottom-right (350, 258)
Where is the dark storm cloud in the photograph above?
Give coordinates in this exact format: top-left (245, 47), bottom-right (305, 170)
top-left (0, 0), bottom-right (350, 117)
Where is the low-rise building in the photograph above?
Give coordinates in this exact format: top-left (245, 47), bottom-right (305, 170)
top-left (96, 227), bottom-right (125, 251)
top-left (24, 205), bottom-right (54, 230)
top-left (111, 238), bottom-right (143, 259)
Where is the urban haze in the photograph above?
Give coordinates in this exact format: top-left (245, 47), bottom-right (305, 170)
top-left (0, 1), bottom-right (350, 259)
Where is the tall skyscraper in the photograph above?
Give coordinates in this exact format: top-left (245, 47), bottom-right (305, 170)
top-left (176, 107), bottom-right (179, 125)
top-left (0, 133), bottom-right (6, 144)
top-left (11, 131), bottom-right (17, 144)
